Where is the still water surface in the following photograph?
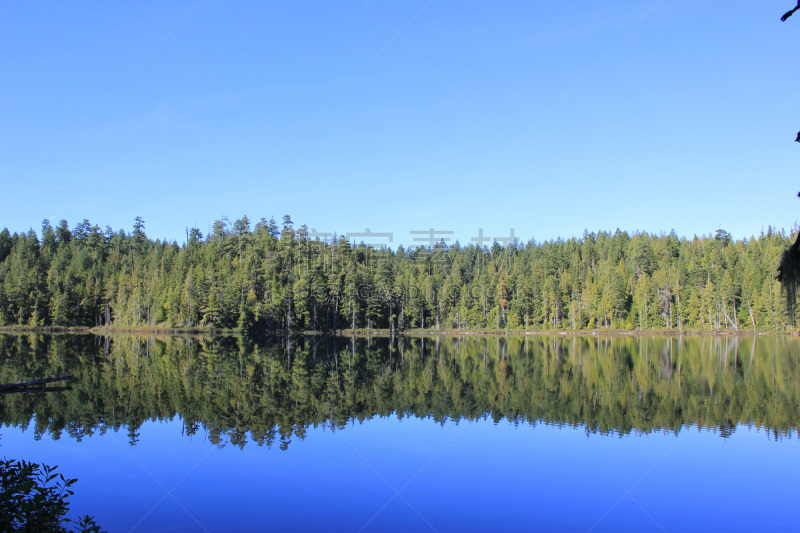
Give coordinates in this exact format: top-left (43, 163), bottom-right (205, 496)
top-left (1, 334), bottom-right (798, 532)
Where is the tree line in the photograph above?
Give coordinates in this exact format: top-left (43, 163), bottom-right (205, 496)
top-left (0, 216), bottom-right (797, 332)
top-left (1, 334), bottom-right (797, 449)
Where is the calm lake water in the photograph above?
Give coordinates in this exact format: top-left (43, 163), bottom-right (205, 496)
top-left (1, 334), bottom-right (798, 532)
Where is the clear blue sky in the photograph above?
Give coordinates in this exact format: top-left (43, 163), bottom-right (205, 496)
top-left (1, 1), bottom-right (798, 246)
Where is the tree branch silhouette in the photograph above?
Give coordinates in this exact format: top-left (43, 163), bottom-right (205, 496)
top-left (781, 1), bottom-right (800, 22)
top-left (777, 3), bottom-right (800, 320)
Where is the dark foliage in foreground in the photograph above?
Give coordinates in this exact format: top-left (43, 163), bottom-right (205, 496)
top-left (0, 458), bottom-right (104, 533)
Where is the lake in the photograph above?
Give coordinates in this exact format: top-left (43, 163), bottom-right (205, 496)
top-left (1, 334), bottom-right (798, 532)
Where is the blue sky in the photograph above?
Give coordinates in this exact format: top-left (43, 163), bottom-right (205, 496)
top-left (1, 1), bottom-right (798, 246)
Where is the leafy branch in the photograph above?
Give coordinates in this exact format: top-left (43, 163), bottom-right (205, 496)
top-left (0, 459), bottom-right (104, 533)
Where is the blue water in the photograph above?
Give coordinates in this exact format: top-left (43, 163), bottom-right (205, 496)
top-left (3, 416), bottom-right (798, 532)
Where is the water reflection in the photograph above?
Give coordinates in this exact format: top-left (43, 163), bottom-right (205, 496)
top-left (1, 334), bottom-right (798, 448)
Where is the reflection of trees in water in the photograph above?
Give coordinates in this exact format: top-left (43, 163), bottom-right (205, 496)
top-left (1, 334), bottom-right (798, 449)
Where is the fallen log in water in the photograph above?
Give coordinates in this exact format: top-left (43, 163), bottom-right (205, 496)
top-left (0, 376), bottom-right (73, 390)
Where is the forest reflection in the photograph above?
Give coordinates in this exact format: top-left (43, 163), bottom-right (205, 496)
top-left (1, 334), bottom-right (798, 450)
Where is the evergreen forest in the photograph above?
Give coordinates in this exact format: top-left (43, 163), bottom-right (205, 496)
top-left (0, 216), bottom-right (797, 332)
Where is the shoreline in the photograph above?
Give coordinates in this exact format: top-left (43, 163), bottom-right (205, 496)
top-left (0, 325), bottom-right (792, 337)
